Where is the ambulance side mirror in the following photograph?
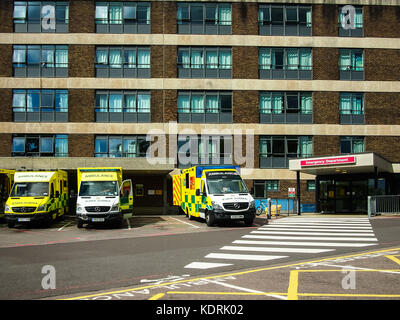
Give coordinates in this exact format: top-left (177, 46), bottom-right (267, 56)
top-left (196, 189), bottom-right (200, 196)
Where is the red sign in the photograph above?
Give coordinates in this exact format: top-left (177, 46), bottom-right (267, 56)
top-left (300, 156), bottom-right (356, 167)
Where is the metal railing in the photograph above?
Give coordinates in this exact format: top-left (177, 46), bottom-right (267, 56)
top-left (368, 195), bottom-right (400, 217)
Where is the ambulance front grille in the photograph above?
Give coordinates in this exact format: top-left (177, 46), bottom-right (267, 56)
top-left (85, 206), bottom-right (111, 213)
top-left (223, 202), bottom-right (249, 210)
top-left (12, 207), bottom-right (36, 213)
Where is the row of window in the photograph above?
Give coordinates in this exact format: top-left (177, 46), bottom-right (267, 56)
top-left (12, 45), bottom-right (364, 80)
top-left (13, 2), bottom-right (364, 37)
top-left (254, 180), bottom-right (316, 198)
top-left (11, 134), bottom-right (365, 169)
top-left (11, 90), bottom-right (366, 125)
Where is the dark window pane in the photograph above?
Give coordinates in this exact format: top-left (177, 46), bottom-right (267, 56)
top-left (273, 50), bottom-right (284, 69)
top-left (340, 140), bottom-right (351, 153)
top-left (286, 8), bottom-right (297, 22)
top-left (95, 138), bottom-right (108, 154)
top-left (271, 7), bottom-right (283, 22)
top-left (287, 140), bottom-right (299, 155)
top-left (220, 95), bottom-right (232, 112)
top-left (206, 6), bottom-right (216, 23)
top-left (191, 6), bottom-right (203, 22)
top-left (27, 49), bottom-right (40, 64)
top-left (26, 137), bottom-right (39, 153)
top-left (12, 137), bottom-right (25, 153)
top-left (254, 182), bottom-right (265, 198)
top-left (27, 4), bottom-right (40, 22)
top-left (286, 94), bottom-right (299, 110)
top-left (137, 137), bottom-right (150, 156)
top-left (124, 6), bottom-right (136, 20)
top-left (41, 137), bottom-right (53, 153)
top-left (272, 138), bottom-right (285, 154)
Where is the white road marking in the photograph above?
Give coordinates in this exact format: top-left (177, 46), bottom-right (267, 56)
top-left (168, 216), bottom-right (200, 229)
top-left (262, 224), bottom-right (372, 229)
top-left (243, 235), bottom-right (378, 241)
top-left (233, 240), bottom-right (377, 247)
top-left (258, 227), bottom-right (373, 232)
top-left (184, 262), bottom-right (233, 269)
top-left (269, 222), bottom-right (371, 226)
top-left (205, 253), bottom-right (288, 261)
top-left (205, 279), bottom-right (287, 300)
top-left (220, 246), bottom-right (335, 254)
top-left (57, 222), bottom-right (73, 231)
top-left (251, 230), bottom-right (375, 236)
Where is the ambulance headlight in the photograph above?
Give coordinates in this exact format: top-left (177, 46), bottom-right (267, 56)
top-left (37, 205), bottom-right (46, 212)
top-left (76, 205), bottom-right (83, 213)
top-left (249, 200), bottom-right (255, 209)
top-left (111, 204), bottom-right (119, 212)
top-left (211, 201), bottom-right (223, 210)
top-left (4, 205), bottom-right (10, 212)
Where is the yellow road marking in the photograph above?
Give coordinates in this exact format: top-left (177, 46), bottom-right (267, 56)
top-left (287, 270), bottom-right (299, 300)
top-left (148, 293), bottom-right (165, 300)
top-left (61, 246), bottom-right (400, 300)
top-left (300, 293), bottom-right (400, 298)
top-left (385, 255), bottom-right (400, 266)
top-left (167, 291), bottom-right (288, 296)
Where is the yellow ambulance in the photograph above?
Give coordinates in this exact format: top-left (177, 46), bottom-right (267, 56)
top-left (5, 170), bottom-right (69, 228)
top-left (0, 169), bottom-right (15, 219)
top-left (76, 167), bottom-right (133, 227)
top-left (173, 165), bottom-right (256, 226)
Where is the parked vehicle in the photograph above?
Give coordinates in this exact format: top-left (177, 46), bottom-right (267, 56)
top-left (173, 165), bottom-right (255, 226)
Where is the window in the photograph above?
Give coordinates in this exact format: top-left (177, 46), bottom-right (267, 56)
top-left (254, 180), bottom-right (279, 198)
top-left (12, 135), bottom-right (68, 157)
top-left (307, 180), bottom-right (316, 191)
top-left (13, 45), bottom-right (68, 78)
top-left (177, 3), bottom-right (231, 34)
top-left (340, 136), bottom-right (365, 154)
top-left (12, 89), bottom-right (68, 122)
top-left (178, 47), bottom-right (232, 78)
top-left (260, 136), bottom-right (313, 168)
top-left (259, 4), bottom-right (311, 36)
top-left (14, 1), bottom-right (69, 33)
top-left (95, 2), bottom-right (150, 33)
top-left (260, 92), bottom-right (312, 123)
top-left (95, 90), bottom-right (150, 122)
top-left (178, 91), bottom-right (232, 123)
top-left (94, 135), bottom-right (150, 158)
top-left (338, 6), bottom-right (363, 37)
top-left (339, 93), bottom-right (365, 124)
top-left (339, 49), bottom-right (364, 80)
top-left (177, 135), bottom-right (232, 168)
top-left (259, 48), bottom-right (312, 79)
top-left (96, 46), bottom-right (150, 78)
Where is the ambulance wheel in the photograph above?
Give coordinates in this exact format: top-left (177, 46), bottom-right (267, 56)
top-left (188, 213), bottom-right (194, 220)
top-left (205, 212), bottom-right (215, 227)
top-left (77, 220), bottom-right (84, 228)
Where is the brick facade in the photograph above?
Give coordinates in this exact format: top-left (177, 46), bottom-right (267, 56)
top-left (232, 3), bottom-right (258, 35)
top-left (68, 134), bottom-right (94, 157)
top-left (364, 5), bottom-right (400, 38)
top-left (313, 135), bottom-right (340, 157)
top-left (68, 89), bottom-right (95, 123)
top-left (312, 48), bottom-right (339, 80)
top-left (69, 0), bottom-right (95, 34)
top-left (365, 92), bottom-right (400, 125)
top-left (233, 91), bottom-right (259, 123)
top-left (0, 89), bottom-right (13, 122)
top-left (0, 45), bottom-right (12, 78)
top-left (68, 45), bottom-right (95, 78)
top-left (312, 4), bottom-right (338, 37)
top-left (365, 49), bottom-right (400, 81)
top-left (232, 46), bottom-right (258, 79)
top-left (0, 134), bottom-right (11, 157)
top-left (313, 92), bottom-right (340, 124)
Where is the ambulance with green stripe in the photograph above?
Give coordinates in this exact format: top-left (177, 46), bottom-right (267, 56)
top-left (173, 165), bottom-right (256, 226)
top-left (76, 167), bottom-right (133, 228)
top-left (5, 170), bottom-right (68, 228)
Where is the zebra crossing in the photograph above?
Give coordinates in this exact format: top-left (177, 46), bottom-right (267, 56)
top-left (184, 217), bottom-right (378, 270)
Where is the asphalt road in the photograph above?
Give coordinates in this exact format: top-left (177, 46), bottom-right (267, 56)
top-left (0, 215), bottom-right (399, 300)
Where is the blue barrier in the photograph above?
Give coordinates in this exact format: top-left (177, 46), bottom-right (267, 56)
top-left (254, 199), bottom-right (315, 213)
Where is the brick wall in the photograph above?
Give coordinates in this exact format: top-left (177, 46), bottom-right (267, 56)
top-left (68, 134), bottom-right (94, 157)
top-left (364, 5), bottom-right (400, 38)
top-left (313, 135), bottom-right (340, 157)
top-left (232, 3), bottom-right (258, 35)
top-left (68, 45), bottom-right (95, 78)
top-left (0, 45), bottom-right (12, 77)
top-left (0, 134), bottom-right (11, 157)
top-left (233, 47), bottom-right (258, 79)
top-left (312, 4), bottom-right (338, 37)
top-left (0, 0), bottom-right (12, 33)
top-left (365, 49), bottom-right (400, 81)
top-left (233, 91), bottom-right (259, 123)
top-left (313, 48), bottom-right (339, 80)
top-left (151, 46), bottom-right (177, 78)
top-left (69, 0), bottom-right (95, 33)
top-left (0, 89), bottom-right (13, 122)
top-left (164, 90), bottom-right (177, 123)
top-left (151, 90), bottom-right (163, 123)
top-left (68, 89), bottom-right (95, 122)
top-left (365, 92), bottom-right (400, 125)
top-left (313, 91), bottom-right (339, 124)
top-left (366, 136), bottom-right (400, 163)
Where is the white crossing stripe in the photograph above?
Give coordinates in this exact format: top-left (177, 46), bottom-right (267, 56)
top-left (263, 225), bottom-right (372, 230)
top-left (220, 246), bottom-right (335, 254)
top-left (205, 253), bottom-right (288, 261)
top-left (233, 240), bottom-right (377, 247)
top-left (251, 230), bottom-right (375, 236)
top-left (243, 235), bottom-right (378, 241)
top-left (258, 227), bottom-right (373, 232)
top-left (270, 222), bottom-right (371, 226)
top-left (184, 262), bottom-right (233, 269)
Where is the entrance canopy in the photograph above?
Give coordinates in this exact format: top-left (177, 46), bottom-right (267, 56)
top-left (289, 153), bottom-right (393, 176)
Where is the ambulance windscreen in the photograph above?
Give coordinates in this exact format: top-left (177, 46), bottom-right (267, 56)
top-left (79, 181), bottom-right (118, 197)
top-left (10, 182), bottom-right (49, 197)
top-left (206, 172), bottom-right (248, 195)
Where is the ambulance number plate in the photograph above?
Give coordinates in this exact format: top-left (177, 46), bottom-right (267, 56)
top-left (231, 215), bottom-right (244, 219)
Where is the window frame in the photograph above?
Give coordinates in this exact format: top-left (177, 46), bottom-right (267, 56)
top-left (12, 134), bottom-right (68, 157)
top-left (94, 135), bottom-right (150, 158)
